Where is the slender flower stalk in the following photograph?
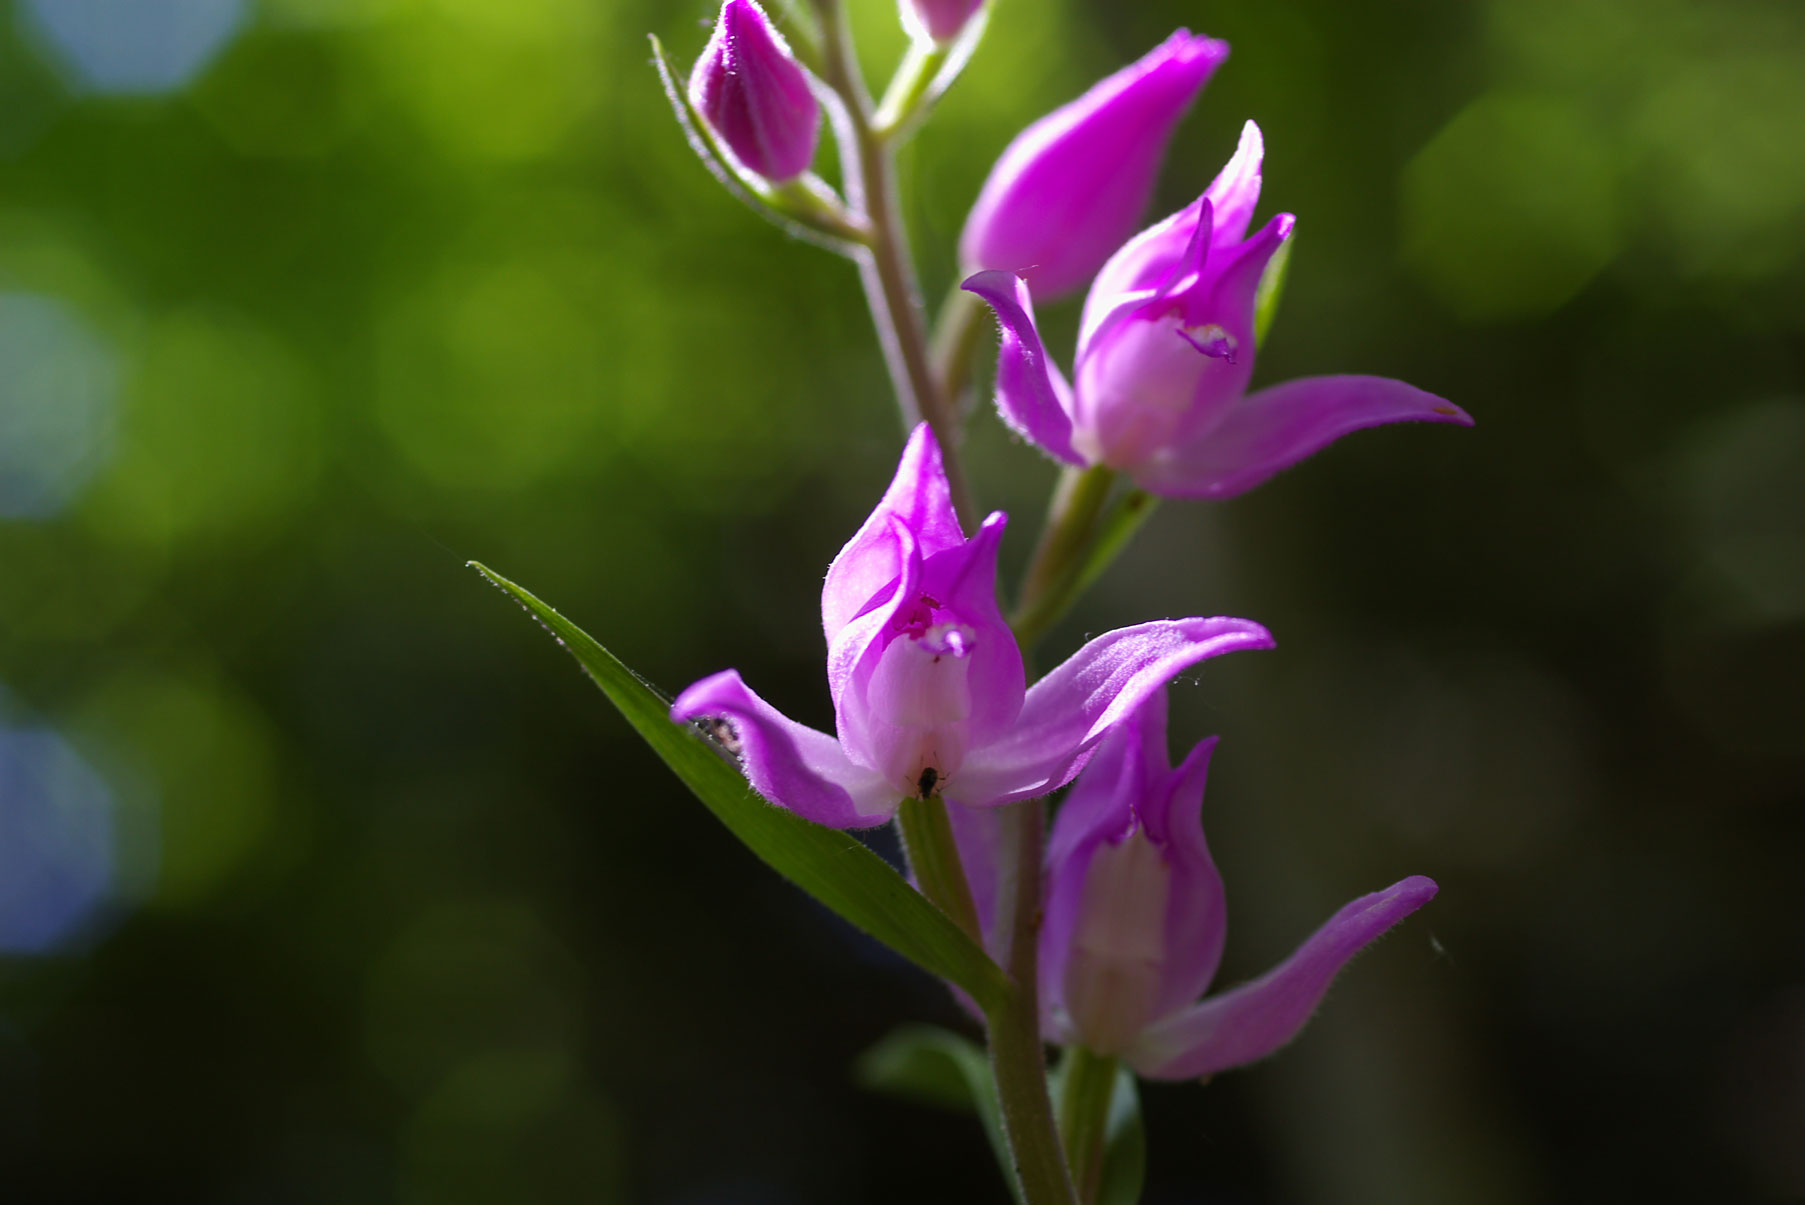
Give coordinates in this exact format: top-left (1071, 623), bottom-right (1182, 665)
top-left (810, 0), bottom-right (974, 525)
top-left (987, 796), bottom-right (1076, 1205)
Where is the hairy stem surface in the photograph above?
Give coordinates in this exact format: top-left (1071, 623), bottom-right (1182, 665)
top-left (985, 799), bottom-right (1078, 1205)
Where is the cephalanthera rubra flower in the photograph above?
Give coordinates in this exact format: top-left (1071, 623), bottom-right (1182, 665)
top-left (950, 690), bottom-right (1436, 1076)
top-left (671, 426), bottom-right (1271, 828)
top-left (967, 122), bottom-right (1473, 499)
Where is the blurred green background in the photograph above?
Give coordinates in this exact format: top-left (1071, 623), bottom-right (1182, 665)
top-left (1, 0), bottom-right (1802, 1201)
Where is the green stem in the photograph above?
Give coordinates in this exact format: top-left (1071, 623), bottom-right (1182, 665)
top-left (813, 0), bottom-right (974, 529)
top-left (1011, 465), bottom-right (1116, 647)
top-left (896, 795), bottom-right (982, 943)
top-left (985, 799), bottom-right (1079, 1205)
top-left (872, 40), bottom-right (950, 142)
top-left (1056, 1047), bottom-right (1118, 1205)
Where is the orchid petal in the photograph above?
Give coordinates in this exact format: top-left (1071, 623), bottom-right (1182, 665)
top-left (823, 424), bottom-right (965, 642)
top-left (920, 511), bottom-right (1025, 745)
top-left (1125, 876), bottom-right (1439, 1079)
top-left (1137, 374), bottom-right (1474, 500)
top-left (1078, 114), bottom-right (1259, 350)
top-left (1038, 705), bottom-right (1155, 1040)
top-left (828, 515), bottom-right (924, 768)
top-left (963, 270), bottom-right (1083, 465)
top-left (952, 617), bottom-right (1273, 807)
top-left (959, 30), bottom-right (1230, 300)
top-left (1181, 210), bottom-right (1293, 333)
top-left (671, 670), bottom-right (898, 829)
top-left (1201, 120), bottom-right (1264, 249)
top-left (945, 800), bottom-right (1006, 960)
top-left (1075, 199), bottom-right (1215, 379)
top-left (1078, 197), bottom-right (1206, 352)
top-left (1145, 735), bottom-right (1228, 1018)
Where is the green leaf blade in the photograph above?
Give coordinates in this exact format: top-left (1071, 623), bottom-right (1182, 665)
top-left (471, 563), bottom-right (1010, 1015)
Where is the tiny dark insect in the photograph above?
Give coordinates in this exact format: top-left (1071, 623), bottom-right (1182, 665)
top-left (916, 766), bottom-right (939, 799)
top-left (696, 716), bottom-right (742, 757)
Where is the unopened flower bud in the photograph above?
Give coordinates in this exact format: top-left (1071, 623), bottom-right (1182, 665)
top-left (689, 0), bottom-right (820, 183)
top-left (902, 0), bottom-right (983, 43)
top-left (959, 30), bottom-right (1229, 301)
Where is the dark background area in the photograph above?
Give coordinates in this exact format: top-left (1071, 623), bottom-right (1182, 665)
top-left (1, 0), bottom-right (1801, 1201)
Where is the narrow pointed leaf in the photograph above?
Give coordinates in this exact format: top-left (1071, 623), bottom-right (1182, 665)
top-left (473, 563), bottom-right (1009, 1014)
top-left (1095, 1065), bottom-right (1146, 1205)
top-left (856, 1025), bottom-right (1024, 1205)
top-left (1047, 1056), bottom-right (1146, 1205)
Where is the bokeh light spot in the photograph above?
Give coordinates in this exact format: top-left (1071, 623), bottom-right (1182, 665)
top-left (402, 1050), bottom-right (621, 1205)
top-left (376, 238), bottom-right (641, 491)
top-left (72, 669), bottom-right (281, 908)
top-left (82, 311), bottom-right (319, 550)
top-left (0, 292), bottom-right (118, 519)
top-left (1673, 398), bottom-right (1805, 624)
top-left (363, 899), bottom-right (582, 1093)
top-left (1636, 56), bottom-right (1805, 280)
top-left (0, 705), bottom-right (118, 953)
top-left (190, 31), bottom-right (363, 159)
top-left (1401, 91), bottom-right (1622, 322)
top-left (19, 0), bottom-right (248, 96)
top-left (371, 0), bottom-right (606, 162)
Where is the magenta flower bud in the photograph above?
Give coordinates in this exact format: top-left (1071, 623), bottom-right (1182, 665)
top-left (688, 0), bottom-right (820, 183)
top-left (903, 0), bottom-right (983, 43)
top-left (959, 30), bottom-right (1230, 301)
top-left (966, 122), bottom-right (1475, 499)
top-left (956, 690), bottom-right (1437, 1075)
top-left (671, 425), bottom-right (1272, 829)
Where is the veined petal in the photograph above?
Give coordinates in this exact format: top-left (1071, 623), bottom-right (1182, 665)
top-left (1125, 876), bottom-right (1439, 1079)
top-left (963, 271), bottom-right (1083, 465)
top-left (1136, 374), bottom-right (1474, 500)
top-left (671, 670), bottom-right (898, 829)
top-left (953, 617), bottom-right (1273, 807)
top-left (823, 424), bottom-right (965, 642)
top-left (1146, 735), bottom-right (1227, 1018)
top-left (1201, 120), bottom-right (1264, 250)
top-left (1038, 707), bottom-right (1154, 1040)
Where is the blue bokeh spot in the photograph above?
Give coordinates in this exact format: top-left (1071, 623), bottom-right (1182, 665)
top-left (20, 0), bottom-right (248, 96)
top-left (0, 717), bottom-right (118, 954)
top-left (0, 292), bottom-right (119, 520)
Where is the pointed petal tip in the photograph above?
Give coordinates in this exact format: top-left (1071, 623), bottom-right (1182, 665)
top-left (1182, 615), bottom-right (1276, 653)
top-left (1161, 28), bottom-right (1231, 71)
top-left (1396, 874), bottom-right (1440, 904)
